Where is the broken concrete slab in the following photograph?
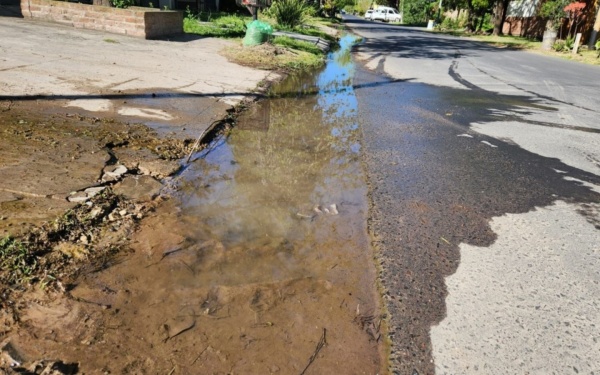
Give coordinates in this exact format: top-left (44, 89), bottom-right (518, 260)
top-left (113, 175), bottom-right (162, 202)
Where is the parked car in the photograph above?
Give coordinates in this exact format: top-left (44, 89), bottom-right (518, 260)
top-left (364, 9), bottom-right (374, 20)
top-left (371, 7), bottom-right (402, 23)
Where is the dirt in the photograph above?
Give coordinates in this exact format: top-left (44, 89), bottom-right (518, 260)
top-left (0, 98), bottom-right (386, 373)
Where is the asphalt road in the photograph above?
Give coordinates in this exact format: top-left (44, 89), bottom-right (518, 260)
top-left (344, 16), bottom-right (600, 375)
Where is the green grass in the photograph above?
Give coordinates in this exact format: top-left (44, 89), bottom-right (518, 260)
top-left (184, 10), bottom-right (339, 71)
top-left (272, 36), bottom-right (324, 55)
top-left (0, 236), bottom-right (38, 285)
top-left (470, 34), bottom-right (541, 49)
top-left (184, 13), bottom-right (249, 38)
top-left (291, 25), bottom-right (337, 43)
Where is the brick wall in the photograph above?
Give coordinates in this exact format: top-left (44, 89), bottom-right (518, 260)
top-left (20, 0), bottom-right (183, 39)
top-left (503, 16), bottom-right (546, 39)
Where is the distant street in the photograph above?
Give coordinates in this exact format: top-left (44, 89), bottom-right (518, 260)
top-left (345, 16), bottom-right (600, 375)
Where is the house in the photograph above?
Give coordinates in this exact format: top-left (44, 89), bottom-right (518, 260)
top-left (502, 0), bottom-right (599, 44)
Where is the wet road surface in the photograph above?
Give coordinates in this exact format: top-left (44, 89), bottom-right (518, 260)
top-left (345, 16), bottom-right (600, 374)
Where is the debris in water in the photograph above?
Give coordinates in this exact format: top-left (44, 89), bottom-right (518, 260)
top-left (457, 134), bottom-right (473, 138)
top-left (313, 204), bottom-right (339, 216)
top-left (328, 204), bottom-right (339, 215)
top-left (299, 328), bottom-right (327, 375)
top-left (163, 312), bottom-right (196, 343)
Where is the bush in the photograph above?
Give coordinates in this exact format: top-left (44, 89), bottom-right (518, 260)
top-left (552, 40), bottom-right (566, 52)
top-left (565, 35), bottom-right (575, 50)
top-left (268, 0), bottom-right (307, 28)
top-left (110, 0), bottom-right (135, 8)
top-left (439, 17), bottom-right (460, 30)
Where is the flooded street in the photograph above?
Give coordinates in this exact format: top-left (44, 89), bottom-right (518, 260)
top-left (6, 35), bottom-right (385, 374)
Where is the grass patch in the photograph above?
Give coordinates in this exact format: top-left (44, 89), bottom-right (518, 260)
top-left (432, 30), bottom-right (599, 66)
top-left (103, 38), bottom-right (119, 44)
top-left (184, 13), bottom-right (249, 38)
top-left (0, 236), bottom-right (38, 285)
top-left (184, 10), bottom-right (340, 71)
top-left (272, 36), bottom-right (324, 55)
top-left (537, 47), bottom-right (600, 66)
top-left (292, 25), bottom-right (337, 43)
top-left (470, 34), bottom-right (541, 49)
top-left (222, 42), bottom-right (324, 71)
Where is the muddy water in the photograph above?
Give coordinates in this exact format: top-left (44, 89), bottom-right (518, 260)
top-left (33, 35), bottom-right (386, 374)
top-left (166, 33), bottom-right (384, 371)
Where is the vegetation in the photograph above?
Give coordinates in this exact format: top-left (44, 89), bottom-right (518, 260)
top-left (538, 0), bottom-right (569, 30)
top-left (183, 10), bottom-right (250, 37)
top-left (182, 2), bottom-right (340, 71)
top-left (110, 0), bottom-right (135, 8)
top-left (267, 0), bottom-right (308, 28)
top-left (0, 236), bottom-right (38, 285)
top-left (272, 35), bottom-right (324, 54)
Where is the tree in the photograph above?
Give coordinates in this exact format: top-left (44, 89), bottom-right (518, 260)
top-left (492, 0), bottom-right (510, 35)
top-left (402, 0), bottom-right (433, 24)
top-left (464, 0), bottom-right (491, 32)
top-left (588, 1), bottom-right (600, 48)
top-left (563, 1), bottom-right (586, 37)
top-left (538, 0), bottom-right (569, 31)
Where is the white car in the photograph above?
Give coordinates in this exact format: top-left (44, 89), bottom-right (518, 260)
top-left (371, 7), bottom-right (402, 23)
top-left (364, 10), bottom-right (374, 20)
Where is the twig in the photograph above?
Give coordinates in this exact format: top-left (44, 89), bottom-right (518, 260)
top-left (161, 247), bottom-right (184, 260)
top-left (299, 328), bottom-right (327, 375)
top-left (73, 296), bottom-right (111, 309)
top-left (185, 120), bottom-right (220, 164)
top-left (163, 320), bottom-right (196, 343)
top-left (190, 346), bottom-right (208, 365)
top-left (167, 367), bottom-right (175, 375)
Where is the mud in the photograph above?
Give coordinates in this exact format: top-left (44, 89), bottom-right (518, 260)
top-left (0, 100), bottom-right (193, 236)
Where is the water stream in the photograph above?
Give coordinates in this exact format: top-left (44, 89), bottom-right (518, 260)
top-left (174, 34), bottom-right (369, 289)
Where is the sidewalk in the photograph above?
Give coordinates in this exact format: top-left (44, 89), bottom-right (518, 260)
top-left (0, 16), bottom-right (278, 137)
top-left (0, 16), bottom-right (279, 236)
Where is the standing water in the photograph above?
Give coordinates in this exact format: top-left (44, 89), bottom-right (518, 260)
top-left (72, 34), bottom-right (385, 373)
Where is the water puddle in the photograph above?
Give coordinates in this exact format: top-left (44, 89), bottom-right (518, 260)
top-left (56, 34), bottom-right (385, 373)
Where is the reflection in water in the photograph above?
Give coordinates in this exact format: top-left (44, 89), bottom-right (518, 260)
top-left (175, 34), bottom-right (366, 287)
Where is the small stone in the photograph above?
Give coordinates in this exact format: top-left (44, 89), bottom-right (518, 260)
top-left (67, 192), bottom-right (89, 203)
top-left (119, 209), bottom-right (127, 216)
top-left (90, 207), bottom-right (102, 218)
top-left (84, 186), bottom-right (106, 197)
top-left (102, 165), bottom-right (128, 182)
top-left (79, 235), bottom-right (89, 245)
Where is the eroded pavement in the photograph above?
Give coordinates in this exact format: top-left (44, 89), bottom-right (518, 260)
top-left (1, 19), bottom-right (386, 374)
